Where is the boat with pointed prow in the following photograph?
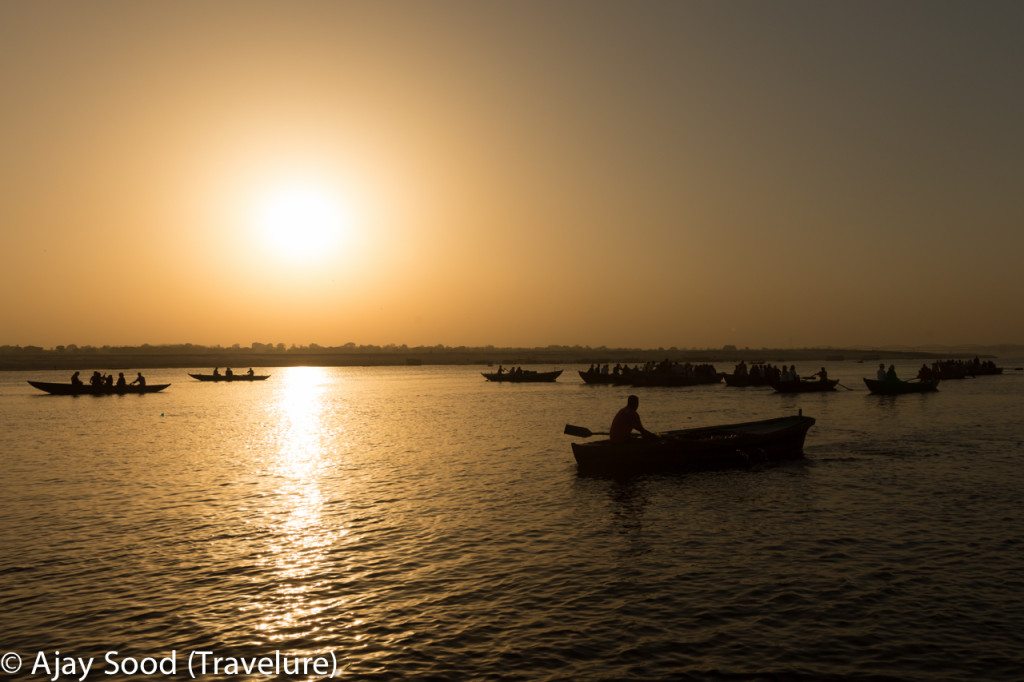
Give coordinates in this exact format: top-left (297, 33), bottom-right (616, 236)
top-left (566, 413), bottom-right (815, 475)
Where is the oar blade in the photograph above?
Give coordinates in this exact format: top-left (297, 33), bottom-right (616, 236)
top-left (563, 423), bottom-right (594, 438)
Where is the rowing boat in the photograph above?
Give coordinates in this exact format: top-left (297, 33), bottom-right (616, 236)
top-left (189, 373), bottom-right (270, 382)
top-left (27, 381), bottom-right (170, 395)
top-left (863, 377), bottom-right (939, 394)
top-left (482, 369), bottom-right (562, 382)
top-left (570, 414), bottom-right (814, 475)
top-left (769, 379), bottom-right (838, 393)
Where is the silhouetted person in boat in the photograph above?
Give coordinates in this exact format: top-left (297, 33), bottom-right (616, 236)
top-left (212, 368), bottom-right (220, 377)
top-left (885, 364), bottom-right (898, 382)
top-left (497, 365), bottom-right (505, 374)
top-left (918, 364), bottom-right (932, 381)
top-left (877, 363), bottom-right (887, 381)
top-left (609, 395), bottom-right (656, 444)
top-left (104, 375), bottom-right (114, 388)
top-left (130, 372), bottom-right (146, 387)
top-left (247, 368), bottom-right (255, 376)
top-left (225, 368), bottom-right (233, 377)
top-left (70, 371), bottom-right (83, 386)
top-left (815, 367), bottom-right (828, 382)
top-left (90, 371), bottom-right (103, 387)
top-left (116, 372), bottom-right (126, 388)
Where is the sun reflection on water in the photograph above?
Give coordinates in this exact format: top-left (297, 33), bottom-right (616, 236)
top-left (246, 366), bottom-right (343, 642)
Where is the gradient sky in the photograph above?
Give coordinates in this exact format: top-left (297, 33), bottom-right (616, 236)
top-left (2, 1), bottom-right (1022, 348)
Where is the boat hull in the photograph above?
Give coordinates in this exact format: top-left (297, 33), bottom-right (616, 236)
top-left (483, 370), bottom-right (562, 383)
top-left (28, 381), bottom-right (170, 395)
top-left (578, 370), bottom-right (622, 385)
top-left (723, 373), bottom-right (770, 387)
top-left (769, 379), bottom-right (838, 393)
top-left (571, 415), bottom-right (815, 475)
top-left (189, 374), bottom-right (270, 382)
top-left (863, 378), bottom-right (939, 394)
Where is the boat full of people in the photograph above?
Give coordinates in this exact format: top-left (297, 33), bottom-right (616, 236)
top-left (483, 366), bottom-right (562, 382)
top-left (28, 371), bottom-right (166, 395)
top-left (579, 360), bottom-right (721, 387)
top-left (723, 361), bottom-right (781, 387)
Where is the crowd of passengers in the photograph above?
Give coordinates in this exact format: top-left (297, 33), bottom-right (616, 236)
top-left (927, 357), bottom-right (999, 377)
top-left (733, 361), bottom-right (828, 383)
top-left (70, 370), bottom-right (146, 388)
top-left (585, 360), bottom-right (720, 380)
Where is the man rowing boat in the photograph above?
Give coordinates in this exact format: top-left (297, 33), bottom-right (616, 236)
top-left (610, 395), bottom-right (656, 444)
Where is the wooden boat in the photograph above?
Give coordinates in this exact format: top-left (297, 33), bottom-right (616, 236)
top-left (189, 373), bottom-right (270, 382)
top-left (482, 369), bottom-right (562, 383)
top-left (578, 370), bottom-right (622, 385)
top-left (769, 379), bottom-right (838, 393)
top-left (863, 377), bottom-right (939, 394)
top-left (628, 373), bottom-right (723, 387)
top-left (723, 373), bottom-right (770, 387)
top-left (28, 381), bottom-right (170, 395)
top-left (571, 414), bottom-right (815, 475)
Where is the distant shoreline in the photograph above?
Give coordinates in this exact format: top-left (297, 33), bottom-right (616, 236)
top-left (0, 346), bottom-right (995, 372)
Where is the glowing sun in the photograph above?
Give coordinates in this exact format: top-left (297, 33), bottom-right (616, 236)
top-left (255, 183), bottom-right (350, 261)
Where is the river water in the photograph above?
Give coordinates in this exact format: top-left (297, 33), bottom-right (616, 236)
top-left (1, 361), bottom-right (1022, 680)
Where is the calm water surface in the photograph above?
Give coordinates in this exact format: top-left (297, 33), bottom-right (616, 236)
top-left (1, 362), bottom-right (1023, 680)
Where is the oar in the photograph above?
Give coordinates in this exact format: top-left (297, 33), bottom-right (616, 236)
top-left (836, 382), bottom-right (854, 391)
top-left (563, 424), bottom-right (608, 438)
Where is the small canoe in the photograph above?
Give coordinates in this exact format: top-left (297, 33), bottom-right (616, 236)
top-left (28, 381), bottom-right (170, 395)
top-left (769, 379), bottom-right (838, 393)
top-left (571, 414), bottom-right (815, 475)
top-left (483, 370), bottom-right (562, 383)
top-left (189, 373), bottom-right (270, 382)
top-left (863, 377), bottom-right (939, 394)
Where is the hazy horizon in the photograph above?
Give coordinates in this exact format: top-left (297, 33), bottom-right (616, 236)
top-left (3, 1), bottom-right (1023, 349)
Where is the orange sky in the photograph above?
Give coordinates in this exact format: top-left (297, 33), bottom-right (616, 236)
top-left (2, 2), bottom-right (1022, 348)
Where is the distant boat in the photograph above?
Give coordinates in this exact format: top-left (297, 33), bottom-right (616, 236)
top-left (863, 377), bottom-right (939, 395)
top-left (28, 381), bottom-right (170, 395)
top-left (189, 373), bottom-right (270, 382)
top-left (769, 379), bottom-right (839, 393)
top-left (569, 414), bottom-right (815, 475)
top-left (483, 369), bottom-right (562, 382)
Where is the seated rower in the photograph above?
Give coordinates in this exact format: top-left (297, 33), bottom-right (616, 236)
top-left (610, 395), bottom-right (656, 444)
top-left (70, 371), bottom-right (83, 386)
top-left (815, 367), bottom-right (828, 382)
top-left (212, 368), bottom-right (220, 377)
top-left (247, 368), bottom-right (255, 376)
top-left (130, 372), bottom-right (146, 387)
top-left (116, 372), bottom-right (126, 388)
top-left (225, 368), bottom-right (234, 377)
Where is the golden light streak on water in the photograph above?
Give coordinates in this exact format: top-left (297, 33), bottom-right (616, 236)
top-left (248, 366), bottom-right (342, 641)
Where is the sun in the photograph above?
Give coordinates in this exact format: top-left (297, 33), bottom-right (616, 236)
top-left (255, 183), bottom-right (350, 261)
